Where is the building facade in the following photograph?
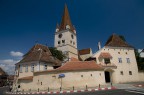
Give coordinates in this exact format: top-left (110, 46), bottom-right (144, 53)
top-left (12, 4), bottom-right (143, 92)
top-left (54, 4), bottom-right (78, 59)
top-left (13, 44), bottom-right (61, 91)
top-left (92, 34), bottom-right (139, 83)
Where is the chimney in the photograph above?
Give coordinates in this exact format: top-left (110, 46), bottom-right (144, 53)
top-left (98, 42), bottom-right (101, 50)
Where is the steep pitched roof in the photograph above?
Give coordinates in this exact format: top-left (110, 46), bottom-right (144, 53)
top-left (59, 4), bottom-right (75, 32)
top-left (79, 48), bottom-right (91, 55)
top-left (18, 44), bottom-right (61, 66)
top-left (105, 34), bottom-right (133, 48)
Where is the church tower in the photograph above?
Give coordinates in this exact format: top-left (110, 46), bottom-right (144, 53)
top-left (54, 4), bottom-right (78, 60)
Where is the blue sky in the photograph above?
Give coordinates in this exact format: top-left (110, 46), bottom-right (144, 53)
top-left (0, 0), bottom-right (144, 74)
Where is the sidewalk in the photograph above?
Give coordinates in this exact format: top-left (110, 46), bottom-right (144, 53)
top-left (113, 82), bottom-right (144, 89)
top-left (6, 82), bottom-right (144, 94)
top-left (5, 86), bottom-right (116, 94)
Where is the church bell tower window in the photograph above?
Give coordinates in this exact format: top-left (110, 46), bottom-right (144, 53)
top-left (62, 40), bottom-right (65, 43)
top-left (58, 41), bottom-right (60, 44)
top-left (71, 34), bottom-right (74, 39)
top-left (58, 34), bottom-right (62, 38)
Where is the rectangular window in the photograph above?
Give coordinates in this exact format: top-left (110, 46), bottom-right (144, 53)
top-left (120, 71), bottom-right (123, 75)
top-left (129, 71), bottom-right (132, 75)
top-left (25, 64), bottom-right (28, 72)
top-left (62, 40), bottom-right (65, 43)
top-left (31, 64), bottom-right (34, 72)
top-left (58, 41), bottom-right (60, 44)
top-left (20, 65), bottom-right (23, 73)
top-left (126, 58), bottom-right (130, 63)
top-left (104, 58), bottom-right (110, 64)
top-left (118, 58), bottom-right (122, 63)
top-left (43, 64), bottom-right (47, 71)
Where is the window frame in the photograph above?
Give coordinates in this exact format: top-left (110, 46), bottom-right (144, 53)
top-left (104, 58), bottom-right (110, 64)
top-left (31, 64), bottom-right (34, 72)
top-left (126, 58), bottom-right (130, 63)
top-left (20, 65), bottom-right (23, 73)
top-left (25, 64), bottom-right (28, 72)
top-left (129, 71), bottom-right (132, 75)
top-left (118, 58), bottom-right (122, 63)
top-left (43, 63), bottom-right (47, 71)
top-left (120, 71), bottom-right (123, 75)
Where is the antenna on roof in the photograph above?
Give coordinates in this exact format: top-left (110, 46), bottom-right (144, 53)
top-left (98, 42), bottom-right (101, 50)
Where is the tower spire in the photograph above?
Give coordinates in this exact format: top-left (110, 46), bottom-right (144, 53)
top-left (59, 4), bottom-right (75, 32)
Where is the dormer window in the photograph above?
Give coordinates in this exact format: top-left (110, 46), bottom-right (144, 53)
top-left (104, 58), bottom-right (110, 64)
top-left (66, 25), bottom-right (70, 29)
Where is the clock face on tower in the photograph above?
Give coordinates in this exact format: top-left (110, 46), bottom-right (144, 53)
top-left (66, 25), bottom-right (70, 29)
top-left (58, 34), bottom-right (62, 38)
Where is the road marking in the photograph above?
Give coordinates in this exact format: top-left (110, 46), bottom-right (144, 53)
top-left (125, 90), bottom-right (144, 94)
top-left (81, 90), bottom-right (84, 92)
top-left (67, 91), bottom-right (70, 93)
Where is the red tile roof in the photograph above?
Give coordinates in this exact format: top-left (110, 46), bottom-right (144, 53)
top-left (105, 34), bottom-right (132, 48)
top-left (70, 57), bottom-right (80, 61)
top-left (18, 76), bottom-right (33, 80)
top-left (99, 52), bottom-right (112, 58)
top-left (35, 61), bottom-right (104, 73)
top-left (58, 4), bottom-right (75, 32)
top-left (79, 48), bottom-right (91, 55)
top-left (17, 44), bottom-right (61, 66)
top-left (56, 61), bottom-right (103, 71)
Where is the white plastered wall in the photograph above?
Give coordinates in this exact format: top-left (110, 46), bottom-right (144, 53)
top-left (93, 46), bottom-right (139, 83)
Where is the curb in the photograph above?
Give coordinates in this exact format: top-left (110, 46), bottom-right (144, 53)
top-left (133, 84), bottom-right (144, 87)
top-left (6, 87), bottom-right (116, 94)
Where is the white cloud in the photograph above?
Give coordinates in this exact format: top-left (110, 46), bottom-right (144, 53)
top-left (0, 51), bottom-right (23, 75)
top-left (0, 59), bottom-right (19, 65)
top-left (0, 59), bottom-right (20, 75)
top-left (10, 51), bottom-right (24, 57)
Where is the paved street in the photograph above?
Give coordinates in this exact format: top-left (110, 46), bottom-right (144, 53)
top-left (4, 89), bottom-right (144, 95)
top-left (4, 88), bottom-right (144, 95)
top-left (62, 89), bottom-right (144, 95)
top-left (0, 86), bottom-right (9, 95)
top-left (1, 83), bottom-right (144, 95)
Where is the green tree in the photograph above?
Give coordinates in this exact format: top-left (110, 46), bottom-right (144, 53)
top-left (49, 47), bottom-right (66, 61)
top-left (134, 49), bottom-right (144, 71)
